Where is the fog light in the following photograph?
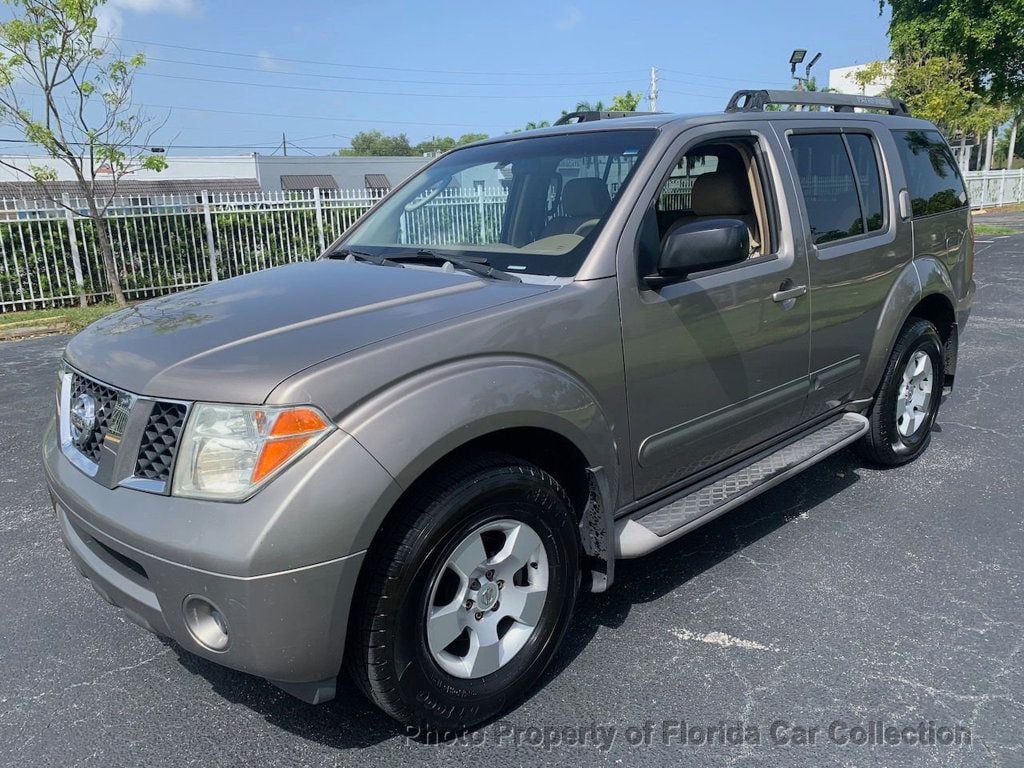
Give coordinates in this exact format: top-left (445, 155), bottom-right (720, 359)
top-left (183, 596), bottom-right (230, 651)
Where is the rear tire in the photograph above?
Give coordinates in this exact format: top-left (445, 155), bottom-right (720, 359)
top-left (855, 318), bottom-right (945, 466)
top-left (346, 453), bottom-right (580, 735)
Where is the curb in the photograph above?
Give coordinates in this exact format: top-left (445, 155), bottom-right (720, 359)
top-left (0, 322), bottom-right (70, 340)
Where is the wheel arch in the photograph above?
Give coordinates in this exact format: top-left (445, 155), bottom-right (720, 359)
top-left (339, 357), bottom-right (621, 592)
top-left (855, 258), bottom-right (958, 401)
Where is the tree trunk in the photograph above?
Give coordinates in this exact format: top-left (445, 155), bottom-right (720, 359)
top-left (958, 132), bottom-right (969, 172)
top-left (88, 203), bottom-right (126, 307)
top-left (985, 127), bottom-right (995, 171)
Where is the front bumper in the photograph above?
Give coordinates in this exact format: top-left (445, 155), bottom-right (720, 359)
top-left (43, 418), bottom-right (399, 701)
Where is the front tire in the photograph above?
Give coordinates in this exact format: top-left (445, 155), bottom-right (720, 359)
top-left (855, 318), bottom-right (945, 466)
top-left (346, 454), bottom-right (580, 734)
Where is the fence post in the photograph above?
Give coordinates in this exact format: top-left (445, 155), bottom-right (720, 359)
top-left (313, 187), bottom-right (326, 254)
top-left (201, 189), bottom-right (218, 282)
top-left (477, 185), bottom-right (486, 243)
top-left (61, 194), bottom-right (86, 307)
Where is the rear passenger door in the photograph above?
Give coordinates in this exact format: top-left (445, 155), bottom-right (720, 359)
top-left (779, 123), bottom-right (911, 420)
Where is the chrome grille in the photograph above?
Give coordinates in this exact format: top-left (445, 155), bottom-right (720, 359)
top-left (134, 401), bottom-right (187, 482)
top-left (68, 373), bottom-right (125, 463)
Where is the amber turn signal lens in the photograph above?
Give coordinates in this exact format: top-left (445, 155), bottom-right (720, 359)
top-left (270, 408), bottom-right (328, 437)
top-left (252, 408), bottom-right (331, 483)
top-left (253, 436), bottom-right (312, 483)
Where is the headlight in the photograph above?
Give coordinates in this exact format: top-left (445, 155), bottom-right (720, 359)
top-left (172, 403), bottom-right (332, 501)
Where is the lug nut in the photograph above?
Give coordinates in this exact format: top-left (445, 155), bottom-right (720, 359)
top-left (496, 579), bottom-right (504, 589)
top-left (492, 601), bottom-right (500, 612)
top-left (474, 611), bottom-right (483, 621)
top-left (485, 569), bottom-right (495, 580)
top-left (464, 599), bottom-right (474, 609)
top-left (469, 579), bottom-right (480, 591)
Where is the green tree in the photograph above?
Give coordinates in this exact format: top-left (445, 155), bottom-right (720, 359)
top-left (882, 0), bottom-right (1024, 103)
top-left (0, 0), bottom-right (168, 307)
top-left (609, 90), bottom-right (643, 111)
top-left (340, 130), bottom-right (489, 157)
top-left (571, 99), bottom-right (606, 113)
top-left (413, 132), bottom-right (488, 155)
top-left (338, 130), bottom-right (415, 156)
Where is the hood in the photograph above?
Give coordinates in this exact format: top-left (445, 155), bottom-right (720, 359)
top-left (65, 261), bottom-right (556, 403)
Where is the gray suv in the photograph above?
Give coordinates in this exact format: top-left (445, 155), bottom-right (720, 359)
top-left (43, 90), bottom-right (974, 733)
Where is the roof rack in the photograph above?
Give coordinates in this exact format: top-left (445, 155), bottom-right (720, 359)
top-left (554, 110), bottom-right (659, 125)
top-left (725, 89), bottom-right (909, 116)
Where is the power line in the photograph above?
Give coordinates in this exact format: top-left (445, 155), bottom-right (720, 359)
top-left (659, 67), bottom-right (790, 87)
top-left (136, 70), bottom-right (607, 100)
top-left (142, 55), bottom-right (646, 89)
top-left (137, 101), bottom-right (509, 129)
top-left (0, 136), bottom-right (351, 150)
top-left (115, 36), bottom-right (641, 78)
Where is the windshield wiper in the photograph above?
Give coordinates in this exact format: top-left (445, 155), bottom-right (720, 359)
top-left (325, 248), bottom-right (403, 268)
top-left (391, 249), bottom-right (521, 283)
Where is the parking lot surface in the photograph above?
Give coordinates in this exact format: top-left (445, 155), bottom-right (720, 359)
top-left (1, 229), bottom-right (1022, 767)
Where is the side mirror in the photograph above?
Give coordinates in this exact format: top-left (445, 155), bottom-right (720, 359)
top-left (646, 218), bottom-right (750, 288)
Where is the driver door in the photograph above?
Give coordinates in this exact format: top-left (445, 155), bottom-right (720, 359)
top-left (617, 123), bottom-right (812, 500)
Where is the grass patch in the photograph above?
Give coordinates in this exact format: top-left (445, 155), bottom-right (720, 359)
top-left (974, 223), bottom-right (1021, 235)
top-left (0, 303), bottom-right (121, 333)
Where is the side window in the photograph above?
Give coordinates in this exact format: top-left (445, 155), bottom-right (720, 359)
top-left (657, 154), bottom-right (718, 212)
top-left (642, 138), bottom-right (774, 274)
top-left (788, 134), bottom-right (864, 245)
top-left (846, 134), bottom-right (885, 232)
top-left (892, 129), bottom-right (967, 217)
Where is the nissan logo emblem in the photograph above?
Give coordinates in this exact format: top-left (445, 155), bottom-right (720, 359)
top-left (69, 392), bottom-right (96, 445)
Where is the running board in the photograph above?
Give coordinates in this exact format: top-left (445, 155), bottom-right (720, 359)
top-left (616, 413), bottom-right (869, 558)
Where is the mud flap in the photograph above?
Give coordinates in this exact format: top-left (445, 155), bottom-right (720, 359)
top-left (580, 466), bottom-right (615, 593)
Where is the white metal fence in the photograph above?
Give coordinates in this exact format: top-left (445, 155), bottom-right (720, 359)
top-left (0, 171), bottom-right (1020, 312)
top-left (0, 186), bottom-right (507, 311)
top-left (963, 169), bottom-right (1024, 209)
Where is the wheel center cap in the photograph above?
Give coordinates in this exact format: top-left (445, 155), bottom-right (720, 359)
top-left (476, 582), bottom-right (499, 611)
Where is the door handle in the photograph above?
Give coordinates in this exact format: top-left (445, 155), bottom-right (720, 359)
top-left (772, 285), bottom-right (807, 303)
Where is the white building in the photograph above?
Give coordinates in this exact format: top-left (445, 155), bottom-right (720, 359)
top-left (828, 63), bottom-right (891, 96)
top-left (0, 153), bottom-right (432, 199)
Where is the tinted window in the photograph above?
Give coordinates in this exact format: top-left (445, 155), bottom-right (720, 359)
top-left (893, 129), bottom-right (967, 217)
top-left (789, 134), bottom-right (864, 244)
top-left (846, 134), bottom-right (885, 232)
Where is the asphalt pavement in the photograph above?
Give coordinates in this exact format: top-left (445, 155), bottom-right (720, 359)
top-left (1, 228), bottom-right (1022, 767)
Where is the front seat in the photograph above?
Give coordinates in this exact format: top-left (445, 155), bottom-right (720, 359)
top-left (539, 177), bottom-right (611, 238)
top-left (664, 171), bottom-right (759, 253)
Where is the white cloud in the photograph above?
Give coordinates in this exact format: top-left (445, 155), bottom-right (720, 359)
top-left (554, 6), bottom-right (582, 30)
top-left (96, 0), bottom-right (198, 39)
top-left (256, 51), bottom-right (290, 73)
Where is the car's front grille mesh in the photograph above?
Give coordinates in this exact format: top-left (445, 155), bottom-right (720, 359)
top-left (134, 402), bottom-right (187, 482)
top-left (69, 373), bottom-right (123, 463)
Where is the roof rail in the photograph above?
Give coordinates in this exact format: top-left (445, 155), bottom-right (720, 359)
top-left (554, 110), bottom-right (659, 125)
top-left (725, 89), bottom-right (909, 116)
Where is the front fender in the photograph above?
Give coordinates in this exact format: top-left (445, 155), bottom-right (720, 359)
top-left (339, 356), bottom-right (619, 490)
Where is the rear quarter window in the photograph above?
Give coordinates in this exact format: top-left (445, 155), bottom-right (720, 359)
top-left (892, 129), bottom-right (968, 217)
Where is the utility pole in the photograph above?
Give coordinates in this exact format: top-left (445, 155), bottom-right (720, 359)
top-left (282, 132), bottom-right (288, 157)
top-left (649, 66), bottom-right (658, 112)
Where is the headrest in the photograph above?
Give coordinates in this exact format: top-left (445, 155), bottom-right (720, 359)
top-left (691, 172), bottom-right (752, 216)
top-left (561, 177), bottom-right (611, 218)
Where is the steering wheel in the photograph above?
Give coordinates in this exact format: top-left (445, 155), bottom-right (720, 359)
top-left (572, 218), bottom-right (600, 237)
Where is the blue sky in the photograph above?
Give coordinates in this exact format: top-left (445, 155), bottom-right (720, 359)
top-left (4, 0), bottom-right (893, 155)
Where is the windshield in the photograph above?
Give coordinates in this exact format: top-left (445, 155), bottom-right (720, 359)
top-left (341, 129), bottom-right (657, 277)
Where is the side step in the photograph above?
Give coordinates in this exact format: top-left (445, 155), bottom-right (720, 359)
top-left (616, 413), bottom-right (869, 558)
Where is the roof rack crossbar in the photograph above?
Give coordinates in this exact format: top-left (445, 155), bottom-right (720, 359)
top-left (553, 110), bottom-right (659, 125)
top-left (725, 89), bottom-right (909, 116)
